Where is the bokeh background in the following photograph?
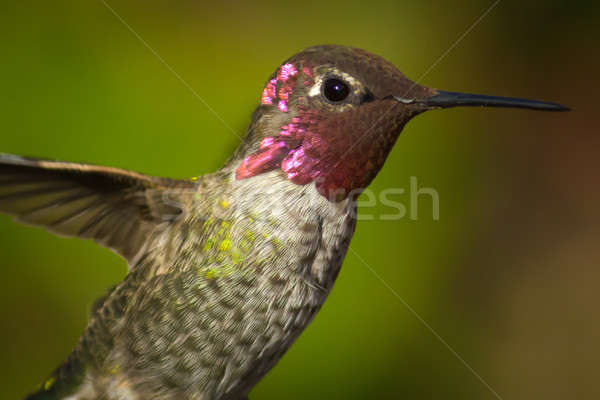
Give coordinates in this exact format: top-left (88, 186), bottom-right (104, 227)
top-left (1, 1), bottom-right (598, 399)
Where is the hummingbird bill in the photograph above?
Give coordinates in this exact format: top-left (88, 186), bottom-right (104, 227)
top-left (0, 45), bottom-right (568, 400)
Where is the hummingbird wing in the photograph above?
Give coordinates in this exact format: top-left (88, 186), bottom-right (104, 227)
top-left (0, 153), bottom-right (195, 267)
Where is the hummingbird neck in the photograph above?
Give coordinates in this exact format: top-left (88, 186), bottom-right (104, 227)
top-left (230, 101), bottom-right (410, 202)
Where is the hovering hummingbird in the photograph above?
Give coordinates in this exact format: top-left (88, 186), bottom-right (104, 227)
top-left (1, 45), bottom-right (567, 400)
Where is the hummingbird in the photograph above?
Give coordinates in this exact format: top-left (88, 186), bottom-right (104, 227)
top-left (1, 45), bottom-right (567, 400)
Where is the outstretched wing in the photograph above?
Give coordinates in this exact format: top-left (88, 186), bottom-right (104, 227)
top-left (0, 154), bottom-right (195, 267)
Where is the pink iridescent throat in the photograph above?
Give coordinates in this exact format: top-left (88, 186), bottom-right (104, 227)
top-left (236, 62), bottom-right (375, 201)
top-left (236, 63), bottom-right (319, 184)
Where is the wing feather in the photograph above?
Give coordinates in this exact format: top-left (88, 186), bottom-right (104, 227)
top-left (0, 153), bottom-right (195, 268)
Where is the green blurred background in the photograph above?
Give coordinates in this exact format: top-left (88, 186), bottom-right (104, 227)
top-left (1, 1), bottom-right (598, 399)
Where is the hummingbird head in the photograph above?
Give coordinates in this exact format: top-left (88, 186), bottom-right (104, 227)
top-left (235, 45), bottom-right (567, 201)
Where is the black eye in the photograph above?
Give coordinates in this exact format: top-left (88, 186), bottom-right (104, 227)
top-left (323, 78), bottom-right (350, 103)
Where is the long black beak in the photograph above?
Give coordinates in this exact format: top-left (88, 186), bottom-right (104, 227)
top-left (400, 90), bottom-right (569, 111)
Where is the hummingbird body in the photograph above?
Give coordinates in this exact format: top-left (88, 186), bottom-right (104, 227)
top-left (0, 45), bottom-right (567, 399)
top-left (46, 169), bottom-right (355, 400)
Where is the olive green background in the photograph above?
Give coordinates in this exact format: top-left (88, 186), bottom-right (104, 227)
top-left (1, 1), bottom-right (598, 399)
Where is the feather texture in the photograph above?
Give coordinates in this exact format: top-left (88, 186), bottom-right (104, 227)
top-left (0, 154), bottom-right (194, 267)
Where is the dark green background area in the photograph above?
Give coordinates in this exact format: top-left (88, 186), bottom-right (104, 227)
top-left (1, 1), bottom-right (598, 399)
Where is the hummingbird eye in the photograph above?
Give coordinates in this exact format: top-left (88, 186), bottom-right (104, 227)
top-left (322, 77), bottom-right (350, 103)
